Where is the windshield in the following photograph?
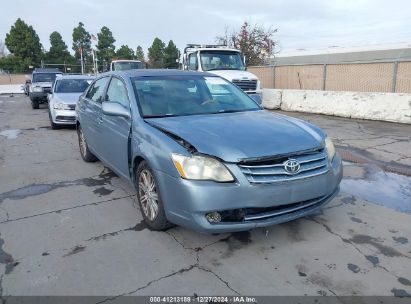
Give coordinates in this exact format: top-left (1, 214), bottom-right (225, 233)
top-left (132, 75), bottom-right (261, 118)
top-left (200, 51), bottom-right (245, 71)
top-left (32, 73), bottom-right (62, 83)
top-left (113, 61), bottom-right (144, 71)
top-left (54, 79), bottom-right (92, 93)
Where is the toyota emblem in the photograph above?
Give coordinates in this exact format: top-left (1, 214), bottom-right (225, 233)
top-left (284, 159), bottom-right (301, 175)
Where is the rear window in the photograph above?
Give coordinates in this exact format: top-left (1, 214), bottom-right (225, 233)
top-left (54, 79), bottom-right (92, 93)
top-left (32, 73), bottom-right (62, 83)
top-left (112, 61), bottom-right (144, 71)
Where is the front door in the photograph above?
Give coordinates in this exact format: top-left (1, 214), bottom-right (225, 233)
top-left (99, 77), bottom-right (132, 180)
top-left (82, 76), bottom-right (110, 154)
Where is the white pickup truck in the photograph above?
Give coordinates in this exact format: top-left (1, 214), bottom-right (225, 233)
top-left (182, 44), bottom-right (262, 103)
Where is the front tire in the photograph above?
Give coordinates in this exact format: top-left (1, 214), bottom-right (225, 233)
top-left (49, 110), bottom-right (59, 130)
top-left (77, 125), bottom-right (98, 162)
top-left (136, 161), bottom-right (172, 230)
top-left (31, 99), bottom-right (39, 109)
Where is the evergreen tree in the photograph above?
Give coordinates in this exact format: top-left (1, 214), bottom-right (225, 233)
top-left (135, 45), bottom-right (145, 63)
top-left (116, 45), bottom-right (134, 59)
top-left (147, 37), bottom-right (165, 68)
top-left (46, 31), bottom-right (72, 63)
top-left (97, 26), bottom-right (116, 70)
top-left (5, 18), bottom-right (43, 68)
top-left (164, 40), bottom-right (180, 69)
top-left (72, 22), bottom-right (91, 63)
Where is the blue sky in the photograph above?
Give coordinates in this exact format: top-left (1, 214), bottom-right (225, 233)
top-left (1, 0), bottom-right (410, 55)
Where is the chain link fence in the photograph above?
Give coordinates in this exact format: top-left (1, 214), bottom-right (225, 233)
top-left (248, 60), bottom-right (411, 93)
top-left (0, 62), bottom-right (102, 85)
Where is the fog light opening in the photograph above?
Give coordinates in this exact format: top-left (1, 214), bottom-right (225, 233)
top-left (206, 212), bottom-right (222, 223)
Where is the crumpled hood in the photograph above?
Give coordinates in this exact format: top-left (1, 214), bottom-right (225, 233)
top-left (207, 70), bottom-right (258, 81)
top-left (51, 93), bottom-right (82, 104)
top-left (147, 110), bottom-right (325, 162)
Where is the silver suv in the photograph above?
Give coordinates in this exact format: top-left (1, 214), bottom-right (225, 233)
top-left (48, 75), bottom-right (94, 129)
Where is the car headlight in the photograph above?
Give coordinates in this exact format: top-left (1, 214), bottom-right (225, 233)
top-left (32, 86), bottom-right (43, 92)
top-left (325, 137), bottom-right (336, 161)
top-left (171, 153), bottom-right (234, 182)
top-left (53, 103), bottom-right (71, 110)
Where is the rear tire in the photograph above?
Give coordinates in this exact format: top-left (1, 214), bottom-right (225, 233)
top-left (77, 125), bottom-right (98, 162)
top-left (136, 161), bottom-right (173, 231)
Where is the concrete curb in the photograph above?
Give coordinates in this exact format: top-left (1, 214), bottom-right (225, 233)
top-left (0, 84), bottom-right (25, 95)
top-left (262, 88), bottom-right (411, 124)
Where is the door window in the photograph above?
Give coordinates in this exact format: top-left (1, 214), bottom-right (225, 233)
top-left (188, 53), bottom-right (198, 70)
top-left (86, 77), bottom-right (109, 103)
top-left (106, 77), bottom-right (129, 108)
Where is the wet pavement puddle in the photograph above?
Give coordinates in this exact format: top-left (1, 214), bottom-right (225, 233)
top-left (0, 129), bottom-right (21, 139)
top-left (341, 170), bottom-right (411, 214)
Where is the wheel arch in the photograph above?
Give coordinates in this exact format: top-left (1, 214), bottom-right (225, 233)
top-left (132, 155), bottom-right (146, 181)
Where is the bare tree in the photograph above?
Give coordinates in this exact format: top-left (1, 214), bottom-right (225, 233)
top-left (216, 22), bottom-right (277, 66)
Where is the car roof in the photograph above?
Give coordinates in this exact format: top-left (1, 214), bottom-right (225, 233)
top-left (33, 68), bottom-right (62, 74)
top-left (55, 74), bottom-right (95, 80)
top-left (111, 60), bottom-right (142, 63)
top-left (186, 48), bottom-right (240, 53)
top-left (102, 69), bottom-right (217, 78)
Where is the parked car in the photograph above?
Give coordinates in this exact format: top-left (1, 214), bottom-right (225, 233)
top-left (29, 68), bottom-right (63, 109)
top-left (76, 69), bottom-right (342, 233)
top-left (48, 75), bottom-right (94, 129)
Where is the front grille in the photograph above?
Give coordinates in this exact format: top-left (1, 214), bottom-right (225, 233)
top-left (232, 79), bottom-right (257, 92)
top-left (68, 104), bottom-right (76, 110)
top-left (55, 115), bottom-right (76, 122)
top-left (43, 87), bottom-right (51, 93)
top-left (238, 148), bottom-right (329, 183)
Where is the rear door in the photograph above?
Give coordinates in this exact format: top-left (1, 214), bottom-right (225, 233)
top-left (98, 77), bottom-right (132, 180)
top-left (80, 76), bottom-right (110, 155)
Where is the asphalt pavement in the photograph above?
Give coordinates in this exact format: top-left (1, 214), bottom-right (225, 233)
top-left (0, 95), bottom-right (410, 299)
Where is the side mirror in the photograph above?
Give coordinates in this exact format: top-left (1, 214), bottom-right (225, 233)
top-left (102, 102), bottom-right (130, 119)
top-left (250, 94), bottom-right (262, 105)
top-left (26, 80), bottom-right (32, 84)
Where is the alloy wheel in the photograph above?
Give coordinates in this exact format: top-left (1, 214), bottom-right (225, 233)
top-left (138, 169), bottom-right (159, 221)
top-left (79, 128), bottom-right (87, 157)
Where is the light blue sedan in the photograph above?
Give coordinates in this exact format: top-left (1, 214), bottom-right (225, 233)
top-left (76, 69), bottom-right (342, 233)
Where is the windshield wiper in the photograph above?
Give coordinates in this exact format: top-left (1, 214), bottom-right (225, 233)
top-left (208, 109), bottom-right (247, 115)
top-left (205, 68), bottom-right (243, 71)
top-left (143, 113), bottom-right (178, 119)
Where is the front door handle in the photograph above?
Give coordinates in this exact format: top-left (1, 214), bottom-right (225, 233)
top-left (97, 117), bottom-right (103, 124)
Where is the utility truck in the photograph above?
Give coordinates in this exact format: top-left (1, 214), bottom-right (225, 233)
top-left (182, 44), bottom-right (262, 102)
top-left (110, 60), bottom-right (144, 71)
